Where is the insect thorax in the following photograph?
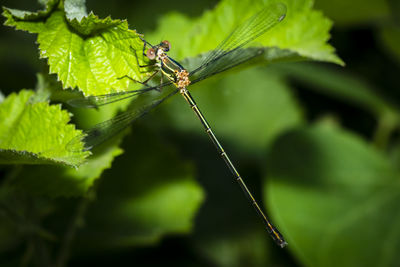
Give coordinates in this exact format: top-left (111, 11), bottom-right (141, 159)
top-left (175, 70), bottom-right (191, 89)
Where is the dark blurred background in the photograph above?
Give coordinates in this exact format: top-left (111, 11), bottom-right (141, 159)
top-left (1, 0), bottom-right (399, 266)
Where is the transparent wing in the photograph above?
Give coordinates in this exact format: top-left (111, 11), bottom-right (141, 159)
top-left (67, 81), bottom-right (173, 108)
top-left (190, 47), bottom-right (264, 84)
top-left (190, 2), bottom-right (286, 76)
top-left (67, 89), bottom-right (178, 151)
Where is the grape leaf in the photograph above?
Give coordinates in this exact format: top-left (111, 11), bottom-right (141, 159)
top-left (264, 123), bottom-right (400, 267)
top-left (0, 90), bottom-right (89, 167)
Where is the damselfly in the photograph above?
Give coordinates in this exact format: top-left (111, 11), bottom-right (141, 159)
top-left (68, 2), bottom-right (288, 248)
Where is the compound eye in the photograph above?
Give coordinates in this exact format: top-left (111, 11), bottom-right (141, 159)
top-left (146, 48), bottom-right (156, 60)
top-left (161, 40), bottom-right (171, 51)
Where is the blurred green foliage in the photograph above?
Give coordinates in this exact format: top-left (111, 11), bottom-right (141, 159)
top-left (0, 0), bottom-right (399, 266)
top-left (266, 123), bottom-right (400, 267)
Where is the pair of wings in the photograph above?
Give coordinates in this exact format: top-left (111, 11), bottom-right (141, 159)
top-left (67, 2), bottom-right (286, 150)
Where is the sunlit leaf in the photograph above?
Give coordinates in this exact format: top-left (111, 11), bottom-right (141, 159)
top-left (0, 90), bottom-right (89, 167)
top-left (3, 8), bottom-right (148, 96)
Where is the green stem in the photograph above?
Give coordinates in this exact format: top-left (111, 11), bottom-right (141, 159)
top-left (373, 110), bottom-right (398, 150)
top-left (53, 187), bottom-right (96, 267)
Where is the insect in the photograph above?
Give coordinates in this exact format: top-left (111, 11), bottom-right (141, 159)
top-left (68, 2), bottom-right (288, 248)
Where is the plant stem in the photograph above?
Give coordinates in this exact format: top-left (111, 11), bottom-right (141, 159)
top-left (53, 188), bottom-right (95, 267)
top-left (373, 110), bottom-right (398, 150)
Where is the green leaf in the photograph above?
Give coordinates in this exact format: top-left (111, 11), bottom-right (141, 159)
top-left (2, 0), bottom-right (58, 21)
top-left (2, 8), bottom-right (148, 96)
top-left (64, 0), bottom-right (87, 21)
top-left (0, 90), bottom-right (89, 167)
top-left (68, 12), bottom-right (123, 36)
top-left (73, 127), bottom-right (204, 250)
top-left (1, 75), bottom-right (128, 197)
top-left (162, 67), bottom-right (303, 153)
top-left (264, 123), bottom-right (400, 267)
top-left (3, 0), bottom-right (342, 99)
top-left (13, 143), bottom-right (123, 197)
top-left (148, 0), bottom-right (343, 65)
top-left (0, 75), bottom-right (128, 197)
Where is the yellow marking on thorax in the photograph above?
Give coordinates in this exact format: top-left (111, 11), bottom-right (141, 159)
top-left (155, 47), bottom-right (191, 90)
